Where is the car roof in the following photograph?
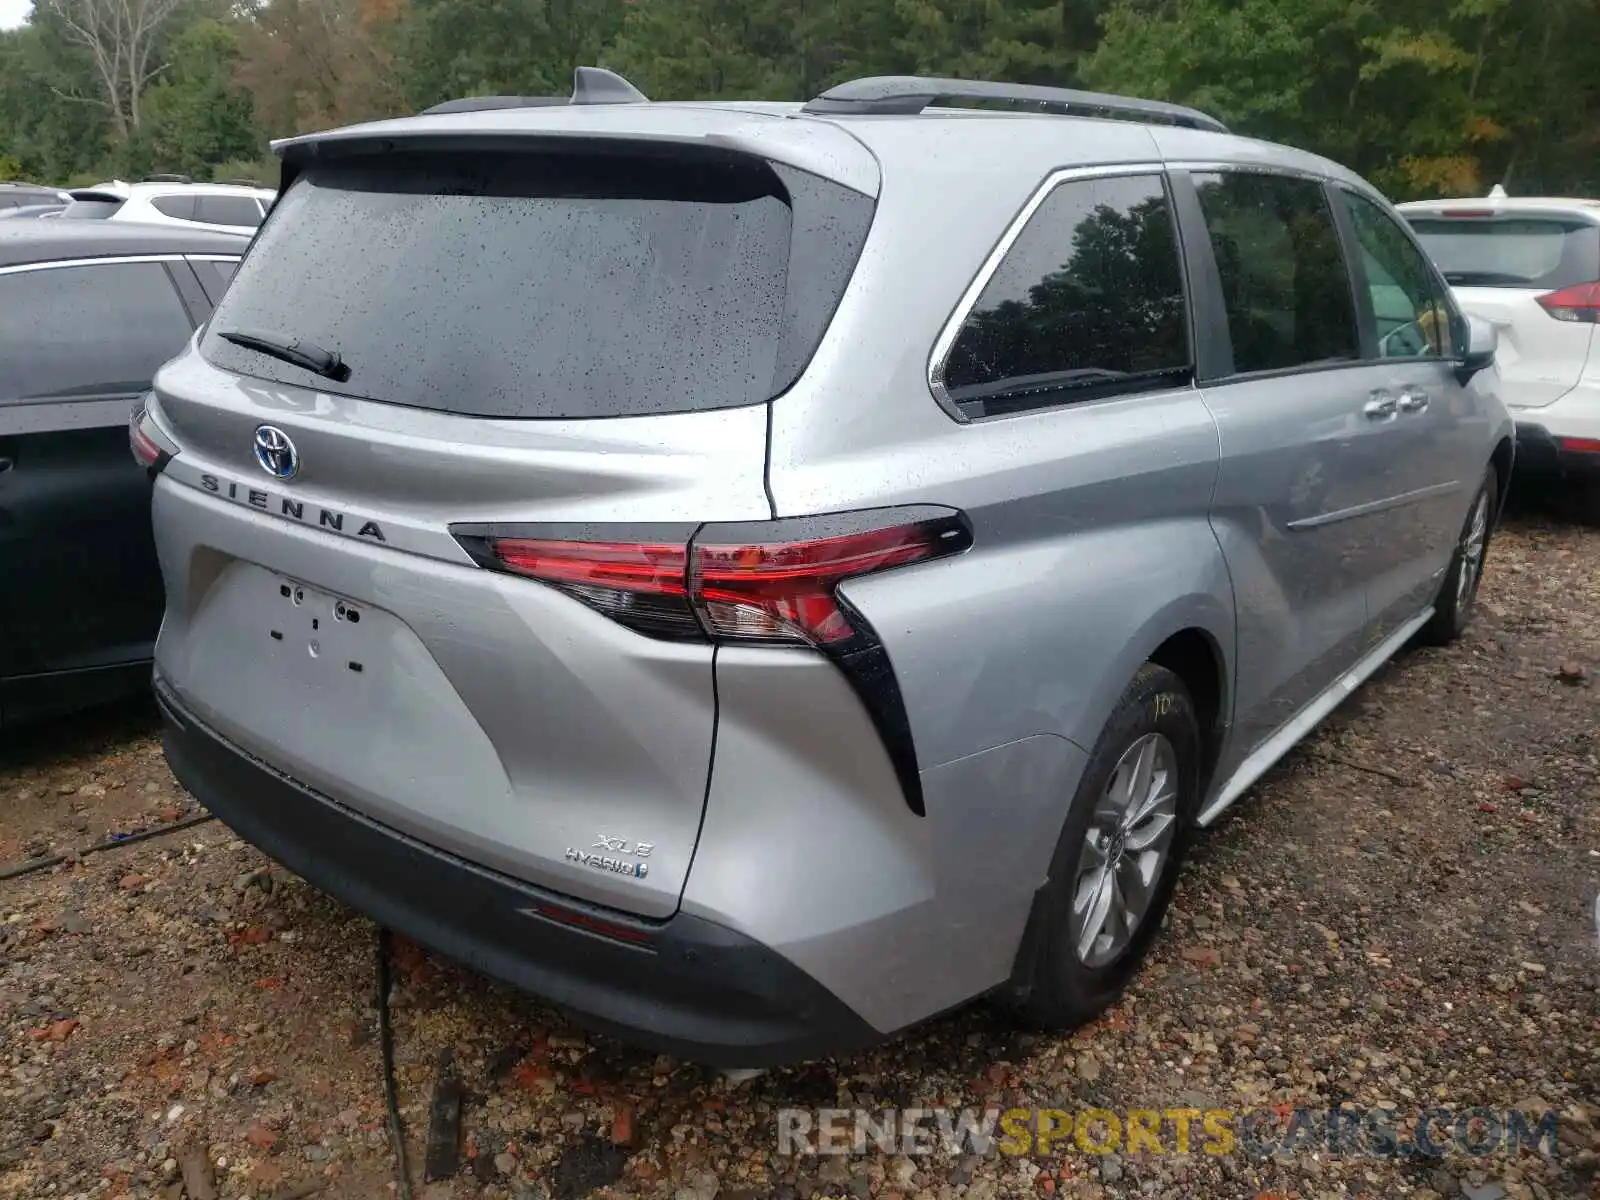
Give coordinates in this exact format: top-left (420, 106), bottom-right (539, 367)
top-left (0, 220), bottom-right (252, 270)
top-left (273, 88), bottom-right (1360, 204)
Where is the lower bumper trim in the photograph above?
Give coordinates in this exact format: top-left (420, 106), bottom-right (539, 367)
top-left (155, 677), bottom-right (879, 1067)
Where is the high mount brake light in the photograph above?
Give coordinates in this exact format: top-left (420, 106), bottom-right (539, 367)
top-left (453, 507), bottom-right (975, 817)
top-left (1536, 281), bottom-right (1600, 324)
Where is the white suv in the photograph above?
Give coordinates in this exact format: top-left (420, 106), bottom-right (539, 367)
top-left (1401, 188), bottom-right (1600, 522)
top-left (59, 177), bottom-right (276, 234)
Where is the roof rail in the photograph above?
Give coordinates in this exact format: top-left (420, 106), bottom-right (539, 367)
top-left (143, 173), bottom-right (193, 184)
top-left (421, 65), bottom-right (648, 116)
top-left (800, 75), bottom-right (1229, 133)
top-left (215, 177), bottom-right (265, 187)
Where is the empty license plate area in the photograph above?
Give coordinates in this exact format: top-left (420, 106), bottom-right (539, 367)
top-left (267, 575), bottom-right (372, 677)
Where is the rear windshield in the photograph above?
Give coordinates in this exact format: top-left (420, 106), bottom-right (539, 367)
top-left (1407, 215), bottom-right (1600, 290)
top-left (60, 196), bottom-right (126, 220)
top-left (200, 148), bottom-right (874, 419)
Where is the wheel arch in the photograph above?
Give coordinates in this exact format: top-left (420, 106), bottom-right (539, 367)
top-left (1066, 595), bottom-right (1234, 785)
top-left (1489, 435), bottom-right (1514, 524)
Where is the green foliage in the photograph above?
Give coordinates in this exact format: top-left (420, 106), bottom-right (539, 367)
top-left (134, 19), bottom-right (262, 178)
top-left (1, 0), bottom-right (1597, 197)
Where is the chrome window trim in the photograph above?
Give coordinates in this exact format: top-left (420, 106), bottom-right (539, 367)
top-left (926, 160), bottom-right (1174, 424)
top-left (185, 254), bottom-right (244, 263)
top-left (0, 253), bottom-right (190, 278)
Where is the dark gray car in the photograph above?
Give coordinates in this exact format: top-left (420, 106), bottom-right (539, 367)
top-left (0, 221), bottom-right (246, 725)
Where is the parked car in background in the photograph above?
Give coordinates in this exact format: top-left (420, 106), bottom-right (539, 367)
top-left (0, 203), bottom-right (68, 220)
top-left (0, 182), bottom-right (70, 213)
top-left (141, 68), bottom-right (1510, 1067)
top-left (0, 221), bottom-right (247, 727)
top-left (59, 177), bottom-right (276, 234)
top-left (1401, 188), bottom-right (1600, 523)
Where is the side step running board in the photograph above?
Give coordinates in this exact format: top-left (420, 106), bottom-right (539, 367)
top-left (1196, 607), bottom-right (1434, 827)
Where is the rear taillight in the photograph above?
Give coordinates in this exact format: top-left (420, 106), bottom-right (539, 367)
top-left (1536, 281), bottom-right (1600, 323)
top-left (130, 396), bottom-right (178, 474)
top-left (486, 537), bottom-right (699, 639)
top-left (459, 508), bottom-right (972, 652)
top-left (1558, 436), bottom-right (1600, 456)
top-left (453, 507), bottom-right (974, 816)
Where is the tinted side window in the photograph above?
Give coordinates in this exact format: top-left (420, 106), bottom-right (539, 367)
top-left (941, 173), bottom-right (1190, 417)
top-left (1341, 190), bottom-right (1455, 358)
top-left (0, 262), bottom-right (193, 400)
top-left (153, 194), bottom-right (197, 220)
top-left (194, 196), bottom-right (263, 228)
top-left (1193, 172), bottom-right (1359, 375)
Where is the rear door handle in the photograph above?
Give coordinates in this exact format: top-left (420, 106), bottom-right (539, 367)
top-left (1397, 388), bottom-right (1430, 413)
top-left (1363, 391), bottom-right (1397, 420)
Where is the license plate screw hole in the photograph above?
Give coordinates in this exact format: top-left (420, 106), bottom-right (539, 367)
top-left (292, 587), bottom-right (305, 606)
top-left (279, 584), bottom-right (291, 598)
top-left (308, 639), bottom-right (320, 658)
top-left (270, 630), bottom-right (283, 641)
top-left (348, 661), bottom-right (363, 673)
top-left (312, 618), bottom-right (319, 631)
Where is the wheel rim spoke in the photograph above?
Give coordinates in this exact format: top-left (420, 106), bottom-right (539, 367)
top-left (1124, 809), bottom-right (1174, 853)
top-left (1125, 735), bottom-right (1158, 813)
top-left (1073, 866), bottom-right (1114, 961)
top-left (1117, 850), bottom-right (1160, 928)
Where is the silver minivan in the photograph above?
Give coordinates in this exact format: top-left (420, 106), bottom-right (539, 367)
top-left (135, 69), bottom-right (1512, 1066)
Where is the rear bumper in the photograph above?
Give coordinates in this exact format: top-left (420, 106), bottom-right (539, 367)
top-left (1514, 421), bottom-right (1600, 479)
top-left (155, 676), bottom-right (879, 1067)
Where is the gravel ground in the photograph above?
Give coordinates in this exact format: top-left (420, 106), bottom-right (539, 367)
top-left (2, 500), bottom-right (1598, 1200)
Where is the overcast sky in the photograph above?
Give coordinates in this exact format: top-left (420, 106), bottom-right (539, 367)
top-left (0, 0), bottom-right (31, 29)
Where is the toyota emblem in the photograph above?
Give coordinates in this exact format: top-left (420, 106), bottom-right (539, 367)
top-left (253, 425), bottom-right (298, 480)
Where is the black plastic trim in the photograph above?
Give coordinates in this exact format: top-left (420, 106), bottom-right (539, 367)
top-left (155, 678), bottom-right (879, 1067)
top-left (1515, 421), bottom-right (1600, 479)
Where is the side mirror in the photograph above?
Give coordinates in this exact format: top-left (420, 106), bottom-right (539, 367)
top-left (1456, 314), bottom-right (1497, 384)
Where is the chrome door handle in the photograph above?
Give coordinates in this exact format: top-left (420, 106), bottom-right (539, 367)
top-left (1397, 388), bottom-right (1430, 413)
top-left (1363, 392), bottom-right (1397, 420)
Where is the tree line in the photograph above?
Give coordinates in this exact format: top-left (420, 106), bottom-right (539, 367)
top-left (2, 0), bottom-right (1597, 200)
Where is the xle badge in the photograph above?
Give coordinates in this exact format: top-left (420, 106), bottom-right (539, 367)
top-left (565, 834), bottom-right (653, 879)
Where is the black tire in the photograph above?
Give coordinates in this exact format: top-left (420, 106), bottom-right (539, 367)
top-left (1419, 466), bottom-right (1498, 646)
top-left (1000, 663), bottom-right (1201, 1030)
top-left (1572, 476), bottom-right (1600, 528)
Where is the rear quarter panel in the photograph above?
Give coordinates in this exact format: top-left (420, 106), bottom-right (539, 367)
top-left (758, 123), bottom-right (1235, 1020)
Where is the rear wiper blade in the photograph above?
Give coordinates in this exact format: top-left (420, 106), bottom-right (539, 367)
top-left (217, 327), bottom-right (350, 382)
